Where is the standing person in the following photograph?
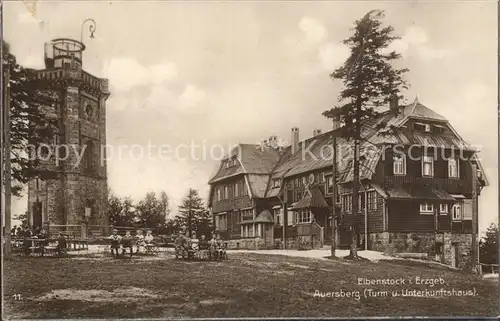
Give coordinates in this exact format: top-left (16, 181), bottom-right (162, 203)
top-left (209, 234), bottom-right (217, 260)
top-left (108, 229), bottom-right (122, 257)
top-left (22, 227), bottom-right (32, 256)
top-left (121, 231), bottom-right (133, 257)
top-left (56, 233), bottom-right (67, 255)
top-left (135, 229), bottom-right (145, 254)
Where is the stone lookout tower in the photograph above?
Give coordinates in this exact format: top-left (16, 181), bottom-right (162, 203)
top-left (27, 37), bottom-right (110, 237)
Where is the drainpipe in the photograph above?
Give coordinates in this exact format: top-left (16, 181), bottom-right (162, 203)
top-left (365, 189), bottom-right (368, 250)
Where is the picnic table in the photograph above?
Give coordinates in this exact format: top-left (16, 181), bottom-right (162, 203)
top-left (24, 238), bottom-right (50, 256)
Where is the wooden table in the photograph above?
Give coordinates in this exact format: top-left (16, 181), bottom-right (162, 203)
top-left (24, 238), bottom-right (49, 256)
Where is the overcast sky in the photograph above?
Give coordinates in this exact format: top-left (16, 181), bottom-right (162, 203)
top-left (4, 1), bottom-right (498, 232)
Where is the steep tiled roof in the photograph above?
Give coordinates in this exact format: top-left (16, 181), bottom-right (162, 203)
top-left (293, 186), bottom-right (329, 209)
top-left (208, 144), bottom-right (283, 184)
top-left (208, 99), bottom-right (487, 202)
top-left (247, 174), bottom-right (271, 198)
top-left (373, 184), bottom-right (455, 201)
top-left (237, 144), bottom-right (282, 174)
top-left (255, 210), bottom-right (274, 223)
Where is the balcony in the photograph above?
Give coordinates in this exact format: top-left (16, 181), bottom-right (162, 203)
top-left (384, 176), bottom-right (473, 195)
top-left (34, 68), bottom-right (109, 95)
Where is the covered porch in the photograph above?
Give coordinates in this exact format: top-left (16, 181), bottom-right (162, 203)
top-left (290, 185), bottom-right (331, 249)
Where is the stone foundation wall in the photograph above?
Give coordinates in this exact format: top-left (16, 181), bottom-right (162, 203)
top-left (367, 232), bottom-right (473, 269)
top-left (225, 235), bottom-right (323, 250)
top-left (225, 237), bottom-right (273, 250)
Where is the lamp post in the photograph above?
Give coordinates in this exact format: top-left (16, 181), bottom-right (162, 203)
top-left (80, 18), bottom-right (96, 43)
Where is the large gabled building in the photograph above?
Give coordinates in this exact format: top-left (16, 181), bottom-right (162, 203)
top-left (207, 99), bottom-right (488, 268)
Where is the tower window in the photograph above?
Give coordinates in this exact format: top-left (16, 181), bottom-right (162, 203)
top-left (85, 105), bottom-right (93, 119)
top-left (82, 140), bottom-right (97, 173)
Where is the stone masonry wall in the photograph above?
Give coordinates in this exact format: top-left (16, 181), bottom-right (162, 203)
top-left (368, 232), bottom-right (473, 269)
top-left (28, 84), bottom-right (108, 237)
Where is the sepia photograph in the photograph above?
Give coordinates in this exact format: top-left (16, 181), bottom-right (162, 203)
top-left (1, 0), bottom-right (499, 319)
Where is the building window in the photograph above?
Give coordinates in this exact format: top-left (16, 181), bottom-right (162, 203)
top-left (326, 175), bottom-right (333, 194)
top-left (393, 154), bottom-right (406, 175)
top-left (422, 155), bottom-right (434, 177)
top-left (297, 209), bottom-right (312, 224)
top-left (448, 158), bottom-right (459, 178)
top-left (216, 188), bottom-right (221, 201)
top-left (419, 203), bottom-right (434, 214)
top-left (424, 124), bottom-right (431, 132)
top-left (359, 194), bottom-right (366, 211)
top-left (272, 179), bottom-right (281, 188)
top-left (452, 204), bottom-right (462, 220)
top-left (224, 186), bottom-right (229, 199)
top-left (341, 194), bottom-right (352, 213)
top-left (319, 172), bottom-right (325, 183)
top-left (439, 204), bottom-right (449, 215)
top-left (216, 214), bottom-right (227, 231)
top-left (273, 208), bottom-right (282, 225)
top-left (367, 191), bottom-right (377, 210)
top-left (234, 183), bottom-right (239, 197)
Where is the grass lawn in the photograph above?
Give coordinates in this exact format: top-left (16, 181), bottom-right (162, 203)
top-left (3, 252), bottom-right (498, 319)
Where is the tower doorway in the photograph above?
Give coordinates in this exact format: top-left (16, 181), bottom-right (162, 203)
top-left (32, 202), bottom-right (43, 230)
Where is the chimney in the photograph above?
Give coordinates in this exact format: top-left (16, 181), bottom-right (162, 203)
top-left (291, 127), bottom-right (299, 154)
top-left (332, 115), bottom-right (341, 130)
top-left (390, 95), bottom-right (399, 110)
top-left (313, 129), bottom-right (322, 137)
top-left (268, 135), bottom-right (278, 149)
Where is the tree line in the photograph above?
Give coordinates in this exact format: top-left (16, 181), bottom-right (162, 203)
top-left (107, 188), bottom-right (213, 238)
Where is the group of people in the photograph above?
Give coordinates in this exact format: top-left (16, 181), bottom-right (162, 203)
top-left (17, 226), bottom-right (68, 256)
top-left (108, 229), bottom-right (155, 257)
top-left (175, 231), bottom-right (227, 260)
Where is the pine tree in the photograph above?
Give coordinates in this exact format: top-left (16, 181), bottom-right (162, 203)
top-left (479, 223), bottom-right (498, 267)
top-left (323, 10), bottom-right (408, 259)
top-left (176, 188), bottom-right (210, 238)
top-left (3, 40), bottom-right (59, 196)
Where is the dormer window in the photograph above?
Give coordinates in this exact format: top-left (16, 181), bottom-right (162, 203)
top-left (393, 154), bottom-right (406, 175)
top-left (272, 179), bottom-right (281, 188)
top-left (226, 158), bottom-right (237, 168)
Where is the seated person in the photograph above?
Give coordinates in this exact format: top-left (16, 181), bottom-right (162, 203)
top-left (135, 229), bottom-right (145, 254)
top-left (108, 229), bottom-right (122, 256)
top-left (56, 233), bottom-right (67, 255)
top-left (216, 234), bottom-right (226, 259)
top-left (184, 231), bottom-right (192, 249)
top-left (121, 231), bottom-right (133, 257)
top-left (198, 235), bottom-right (208, 250)
top-left (174, 231), bottom-right (187, 258)
top-left (191, 232), bottom-right (199, 251)
top-left (144, 230), bottom-right (154, 244)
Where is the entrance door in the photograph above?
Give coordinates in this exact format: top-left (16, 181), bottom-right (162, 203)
top-left (32, 202), bottom-right (43, 230)
top-left (263, 223), bottom-right (273, 248)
